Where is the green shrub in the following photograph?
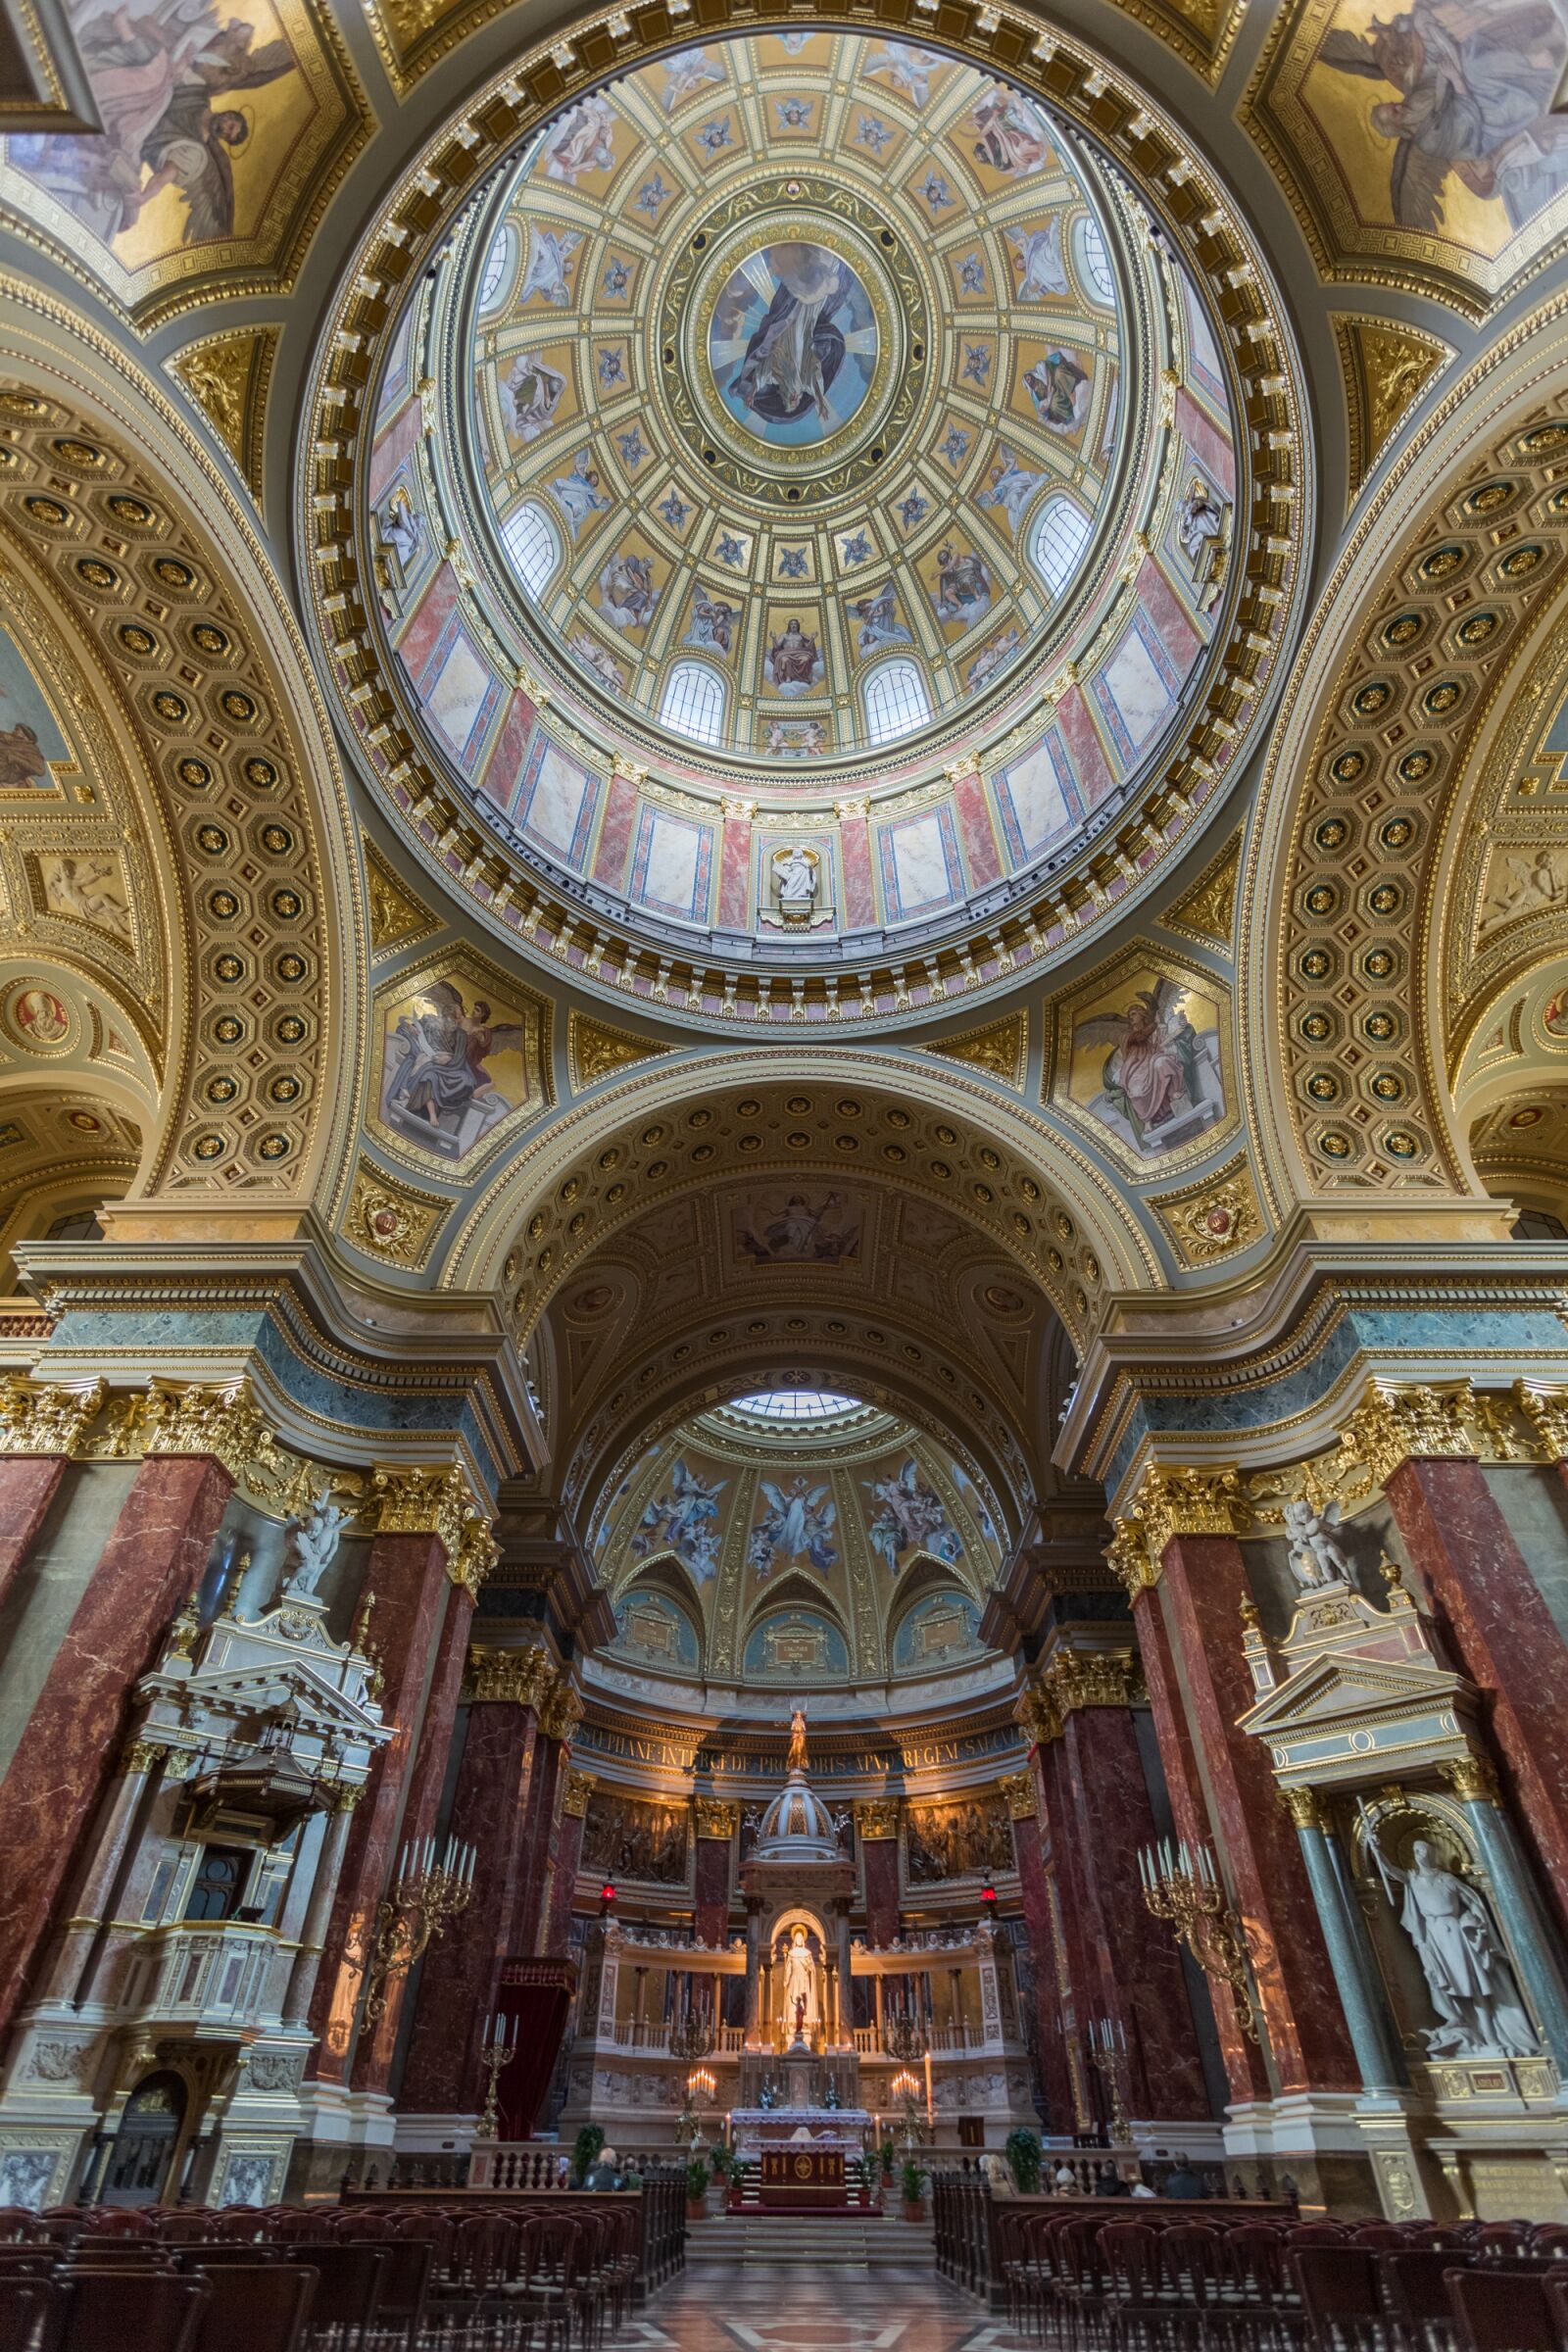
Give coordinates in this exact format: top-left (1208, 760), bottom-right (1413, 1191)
top-left (686, 2156), bottom-right (711, 2200)
top-left (900, 2158), bottom-right (928, 2205)
top-left (1004, 2128), bottom-right (1043, 2194)
top-left (572, 2124), bottom-right (606, 2185)
top-left (879, 2137), bottom-right (896, 2176)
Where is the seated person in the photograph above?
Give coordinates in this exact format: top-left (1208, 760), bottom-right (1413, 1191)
top-left (1161, 2153), bottom-right (1207, 2198)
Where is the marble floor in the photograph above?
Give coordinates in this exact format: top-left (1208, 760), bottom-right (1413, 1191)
top-left (610, 2269), bottom-right (1032, 2352)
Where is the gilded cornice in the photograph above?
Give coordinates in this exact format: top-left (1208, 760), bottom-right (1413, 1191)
top-left (467, 1642), bottom-right (555, 1711)
top-left (694, 1799), bottom-right (740, 1841)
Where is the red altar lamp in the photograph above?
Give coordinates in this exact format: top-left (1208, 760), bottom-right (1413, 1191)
top-left (600, 1882), bottom-right (616, 1915)
top-left (980, 1883), bottom-right (999, 1918)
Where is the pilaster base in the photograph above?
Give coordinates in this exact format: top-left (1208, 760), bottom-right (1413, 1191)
top-left (285, 2082), bottom-right (398, 2199)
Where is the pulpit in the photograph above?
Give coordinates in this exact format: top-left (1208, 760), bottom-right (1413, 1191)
top-left (759, 2145), bottom-right (846, 2208)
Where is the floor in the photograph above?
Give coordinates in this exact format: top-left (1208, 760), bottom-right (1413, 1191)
top-left (609, 2260), bottom-right (1029, 2352)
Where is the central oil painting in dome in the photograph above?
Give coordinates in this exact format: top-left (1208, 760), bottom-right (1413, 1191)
top-left (466, 32), bottom-right (1134, 766)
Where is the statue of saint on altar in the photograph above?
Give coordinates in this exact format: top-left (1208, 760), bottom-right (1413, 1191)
top-left (780, 1925), bottom-right (819, 2040)
top-left (788, 1706), bottom-right (808, 1775)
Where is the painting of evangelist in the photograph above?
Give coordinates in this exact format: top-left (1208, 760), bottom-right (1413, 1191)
top-left (734, 1189), bottom-right (860, 1265)
top-left (0, 627), bottom-right (73, 791)
top-left (376, 972), bottom-right (534, 1163)
top-left (631, 1458), bottom-right (726, 1581)
top-left (1249, 0), bottom-right (1568, 307)
top-left (1066, 971), bottom-right (1225, 1160)
top-left (1, 0), bottom-right (364, 313)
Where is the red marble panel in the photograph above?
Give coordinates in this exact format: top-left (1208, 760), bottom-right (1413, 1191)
top-left (1159, 1535), bottom-right (1359, 2095)
top-left (0, 1455), bottom-right (68, 1616)
top-left (1134, 557), bottom-right (1202, 675)
top-left (368, 398), bottom-right (421, 506)
top-left (1055, 684), bottom-right (1116, 812)
top-left (861, 1837), bottom-right (900, 1946)
top-left (590, 768), bottom-right (639, 889)
top-left (1176, 389), bottom-right (1237, 495)
top-left (1059, 1705), bottom-right (1210, 2121)
top-left (399, 1700), bottom-right (540, 2113)
top-left (695, 1835), bottom-right (732, 1946)
top-left (352, 1580), bottom-right (473, 2093)
top-left (510, 1735), bottom-right (561, 1958)
top-left (718, 811), bottom-right (752, 930)
top-left (953, 768), bottom-right (1002, 889)
top-left (311, 1530), bottom-right (452, 2084)
top-left (0, 1453), bottom-right (232, 2039)
top-left (544, 1806), bottom-right (587, 1957)
top-left (1387, 1457), bottom-right (1568, 1934)
top-left (393, 562), bottom-right (460, 682)
top-left (1010, 1798), bottom-right (1075, 2131)
top-left (839, 808), bottom-right (875, 929)
top-left (477, 694), bottom-right (537, 820)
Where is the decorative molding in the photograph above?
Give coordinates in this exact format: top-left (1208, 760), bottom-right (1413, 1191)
top-left (365, 841), bottom-right (441, 960)
top-left (998, 1771), bottom-right (1038, 1822)
top-left (923, 1013), bottom-right (1028, 1092)
top-left (1338, 1382), bottom-right (1482, 1486)
top-left (1515, 1383), bottom-right (1568, 1461)
top-left (567, 1013), bottom-right (673, 1093)
top-left (371, 1461), bottom-right (498, 1597)
top-left (1110, 1461), bottom-right (1247, 1591)
top-left (1441, 1753), bottom-right (1501, 1806)
top-left (563, 1768), bottom-right (597, 1820)
top-left (1331, 317), bottom-right (1454, 513)
top-left (855, 1799), bottom-right (900, 1840)
top-left (1161, 831), bottom-right (1240, 952)
top-left (467, 1642), bottom-right (556, 1710)
top-left (0, 1372), bottom-right (105, 1456)
top-left (695, 1798), bottom-right (740, 1841)
top-left (169, 328), bottom-right (277, 510)
top-left (1149, 1152), bottom-right (1263, 1268)
top-left (343, 1157), bottom-right (450, 1271)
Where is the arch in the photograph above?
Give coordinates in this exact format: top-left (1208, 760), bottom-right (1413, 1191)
top-left (861, 659), bottom-right (931, 747)
top-left (659, 661), bottom-right (726, 747)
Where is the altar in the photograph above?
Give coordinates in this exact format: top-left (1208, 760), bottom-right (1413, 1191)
top-left (760, 2146), bottom-right (845, 2209)
top-left (729, 2106), bottom-right (872, 2163)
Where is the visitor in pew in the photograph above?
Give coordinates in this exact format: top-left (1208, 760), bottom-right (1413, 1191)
top-left (1094, 2164), bottom-right (1129, 2197)
top-left (1160, 2154), bottom-right (1207, 2198)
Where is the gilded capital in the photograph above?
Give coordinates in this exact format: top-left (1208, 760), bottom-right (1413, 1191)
top-left (563, 1768), bottom-right (597, 1820)
top-left (1045, 1644), bottom-right (1142, 1716)
top-left (1133, 1461), bottom-right (1248, 1556)
top-left (120, 1737), bottom-right (168, 1778)
top-left (0, 1374), bottom-right (106, 1458)
top-left (1277, 1786), bottom-right (1326, 1831)
top-left (453, 1512), bottom-right (501, 1599)
top-left (1106, 1521), bottom-right (1159, 1598)
top-left (143, 1378), bottom-right (279, 1483)
top-left (998, 1771), bottom-right (1038, 1822)
top-left (1515, 1383), bottom-right (1568, 1463)
top-left (1441, 1752), bottom-right (1500, 1806)
top-left (695, 1797), bottom-right (739, 1840)
top-left (855, 1798), bottom-right (900, 1839)
top-left (1013, 1683), bottom-right (1062, 1747)
top-left (468, 1642), bottom-right (555, 1711)
top-left (1339, 1382), bottom-right (1477, 1486)
top-left (538, 1675), bottom-right (584, 1743)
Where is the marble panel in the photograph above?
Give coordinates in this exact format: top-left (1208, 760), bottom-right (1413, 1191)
top-left (630, 807), bottom-right (713, 924)
top-left (516, 733), bottom-right (603, 868)
top-left (878, 805), bottom-right (962, 922)
top-left (0, 1456), bottom-right (68, 1619)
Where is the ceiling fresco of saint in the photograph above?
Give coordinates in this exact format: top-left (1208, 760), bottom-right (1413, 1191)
top-left (0, 0), bottom-right (1561, 1683)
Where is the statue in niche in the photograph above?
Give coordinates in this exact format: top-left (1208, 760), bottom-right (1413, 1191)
top-left (1282, 1494), bottom-right (1353, 1592)
top-left (282, 1496), bottom-right (347, 1600)
top-left (1364, 1822), bottom-right (1539, 2060)
top-left (779, 1926), bottom-right (819, 2039)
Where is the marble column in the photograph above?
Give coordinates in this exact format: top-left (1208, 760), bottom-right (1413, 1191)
top-left (1124, 1577), bottom-right (1268, 2104)
top-left (0, 1454), bottom-right (69, 1614)
top-left (858, 1806), bottom-right (901, 1946)
top-left (1442, 1755), bottom-right (1568, 2073)
top-left (1002, 1769), bottom-right (1076, 2130)
top-left (0, 1380), bottom-right (103, 1614)
top-left (284, 1794), bottom-right (359, 2028)
top-left (542, 1767), bottom-right (593, 1958)
top-left (398, 1654), bottom-right (546, 2115)
top-left (0, 1447), bottom-right (233, 2040)
top-left (310, 1522), bottom-right (455, 2084)
top-left (1282, 1791), bottom-right (1403, 2095)
top-left (1383, 1452), bottom-right (1568, 1928)
top-left (835, 1900), bottom-right (854, 2049)
top-left (1153, 1530), bottom-right (1360, 2095)
top-left (743, 1897), bottom-right (763, 2044)
top-left (350, 1576), bottom-right (474, 2094)
top-left (694, 1801), bottom-right (737, 1947)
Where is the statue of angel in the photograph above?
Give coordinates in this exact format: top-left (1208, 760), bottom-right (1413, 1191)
top-left (1282, 1495), bottom-right (1352, 1592)
top-left (283, 1495), bottom-right (347, 1599)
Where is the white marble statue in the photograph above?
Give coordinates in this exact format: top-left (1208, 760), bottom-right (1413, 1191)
top-left (1282, 1494), bottom-right (1353, 1591)
top-left (780, 1926), bottom-right (819, 2039)
top-left (282, 1496), bottom-right (347, 1600)
top-left (772, 845), bottom-right (818, 915)
top-left (1367, 1830), bottom-right (1538, 2060)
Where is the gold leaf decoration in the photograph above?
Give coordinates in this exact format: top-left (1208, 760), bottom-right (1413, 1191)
top-left (1331, 317), bottom-right (1454, 513)
top-left (343, 1156), bottom-right (450, 1271)
top-left (568, 1011), bottom-right (671, 1092)
top-left (365, 841), bottom-right (440, 959)
top-left (1149, 1152), bottom-right (1264, 1269)
top-left (923, 1011), bottom-right (1027, 1090)
top-left (169, 328), bottom-right (277, 509)
top-left (1162, 831), bottom-right (1241, 951)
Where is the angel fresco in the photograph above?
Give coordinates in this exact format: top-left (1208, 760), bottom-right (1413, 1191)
top-left (848, 588), bottom-right (912, 656)
top-left (863, 1459), bottom-right (961, 1573)
top-left (1319, 1), bottom-right (1568, 236)
top-left (517, 226), bottom-right (581, 310)
top-left (506, 353), bottom-right (567, 444)
top-left (12, 0), bottom-right (296, 246)
top-left (976, 446), bottom-right (1045, 538)
top-left (1073, 975), bottom-right (1223, 1158)
top-left (749, 1476), bottom-right (838, 1576)
top-left (544, 91), bottom-right (616, 184)
top-left (1010, 220), bottom-right (1069, 300)
top-left (632, 1459), bottom-right (726, 1580)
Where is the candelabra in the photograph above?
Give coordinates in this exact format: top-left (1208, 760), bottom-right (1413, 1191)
top-left (1139, 1838), bottom-right (1258, 2043)
top-left (686, 2066), bottom-right (716, 2106)
top-left (668, 2000), bottom-right (714, 2062)
top-left (1087, 2018), bottom-right (1134, 2146)
top-left (359, 1836), bottom-right (475, 2027)
top-left (479, 2013), bottom-right (520, 2140)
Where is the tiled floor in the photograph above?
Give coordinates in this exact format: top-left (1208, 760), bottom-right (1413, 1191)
top-left (612, 2268), bottom-right (1032, 2352)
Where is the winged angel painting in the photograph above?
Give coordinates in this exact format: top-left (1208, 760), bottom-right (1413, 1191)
top-left (632, 1459), bottom-right (726, 1581)
top-left (749, 1477), bottom-right (838, 1576)
top-left (1068, 973), bottom-right (1225, 1160)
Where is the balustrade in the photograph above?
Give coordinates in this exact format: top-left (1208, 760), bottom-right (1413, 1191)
top-left (117, 1920), bottom-right (289, 2034)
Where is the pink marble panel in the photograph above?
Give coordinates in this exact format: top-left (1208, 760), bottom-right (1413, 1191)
top-left (839, 809), bottom-right (875, 929)
top-left (393, 563), bottom-right (461, 683)
top-left (0, 1453), bottom-right (232, 2040)
top-left (590, 769), bottom-right (640, 889)
top-left (861, 1837), bottom-right (900, 1947)
top-left (1177, 390), bottom-right (1237, 496)
top-left (1055, 683), bottom-right (1116, 812)
top-left (477, 694), bottom-right (538, 820)
top-left (368, 400), bottom-right (422, 507)
top-left (953, 768), bottom-right (1002, 889)
top-left (695, 1835), bottom-right (732, 1946)
top-left (1135, 556), bottom-right (1202, 673)
top-left (718, 811), bottom-right (752, 930)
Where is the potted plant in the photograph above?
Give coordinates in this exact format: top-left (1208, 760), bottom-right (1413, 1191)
top-left (686, 2155), bottom-right (711, 2220)
top-left (879, 2135), bottom-right (897, 2187)
top-left (900, 2157), bottom-right (928, 2222)
top-left (1004, 2127), bottom-right (1043, 2196)
top-left (572, 2124), bottom-right (606, 2187)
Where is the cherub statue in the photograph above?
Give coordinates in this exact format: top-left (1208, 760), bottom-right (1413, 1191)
top-left (283, 1495), bottom-right (347, 1599)
top-left (1282, 1495), bottom-right (1352, 1592)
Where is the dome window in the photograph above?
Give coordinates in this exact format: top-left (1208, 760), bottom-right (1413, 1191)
top-left (1031, 495), bottom-right (1092, 597)
top-left (501, 500), bottom-right (559, 600)
top-left (728, 1389), bottom-right (862, 1423)
top-left (660, 661), bottom-right (726, 747)
top-left (1078, 216), bottom-right (1114, 306)
top-left (863, 659), bottom-right (931, 747)
top-left (479, 224), bottom-right (514, 312)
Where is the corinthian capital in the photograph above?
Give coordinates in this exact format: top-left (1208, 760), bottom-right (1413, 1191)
top-left (0, 1373), bottom-right (106, 1457)
top-left (998, 1771), bottom-right (1038, 1822)
top-left (467, 1642), bottom-right (555, 1710)
top-left (1515, 1382), bottom-right (1568, 1463)
top-left (1339, 1382), bottom-right (1478, 1486)
top-left (563, 1768), bottom-right (597, 1819)
top-left (143, 1378), bottom-right (279, 1482)
top-left (1131, 1461), bottom-right (1248, 1561)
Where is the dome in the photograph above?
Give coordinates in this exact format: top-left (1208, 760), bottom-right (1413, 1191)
top-left (750, 1769), bottom-right (843, 1865)
top-left (359, 27), bottom-right (1246, 972)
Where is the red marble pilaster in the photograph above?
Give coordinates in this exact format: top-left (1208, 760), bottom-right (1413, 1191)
top-left (1157, 1536), bottom-right (1359, 2096)
top-left (0, 1454), bottom-right (69, 1615)
top-left (1131, 1584), bottom-right (1268, 2103)
top-left (1034, 1740), bottom-right (1097, 2099)
top-left (399, 1697), bottom-right (541, 2113)
top-left (1056, 1702), bottom-right (1209, 2120)
top-left (695, 1836), bottom-right (732, 1947)
top-left (860, 1835), bottom-right (900, 1947)
top-left (1385, 1456), bottom-right (1568, 1932)
top-left (1009, 1788), bottom-right (1076, 2132)
top-left (510, 1734), bottom-right (562, 1958)
top-left (0, 1452), bottom-right (232, 2039)
top-left (543, 1800), bottom-right (588, 1957)
top-left (351, 1578), bottom-right (473, 2093)
top-left (311, 1529), bottom-right (453, 2084)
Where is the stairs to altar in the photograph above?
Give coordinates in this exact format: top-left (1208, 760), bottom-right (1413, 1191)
top-left (686, 2213), bottom-right (937, 2274)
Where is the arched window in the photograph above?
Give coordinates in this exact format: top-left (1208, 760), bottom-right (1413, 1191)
top-left (479, 224), bottom-right (513, 312)
top-left (501, 500), bottom-right (559, 599)
top-left (660, 661), bottom-right (726, 746)
top-left (1031, 495), bottom-right (1091, 597)
top-left (1078, 215), bottom-right (1113, 306)
top-left (863, 659), bottom-right (931, 746)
